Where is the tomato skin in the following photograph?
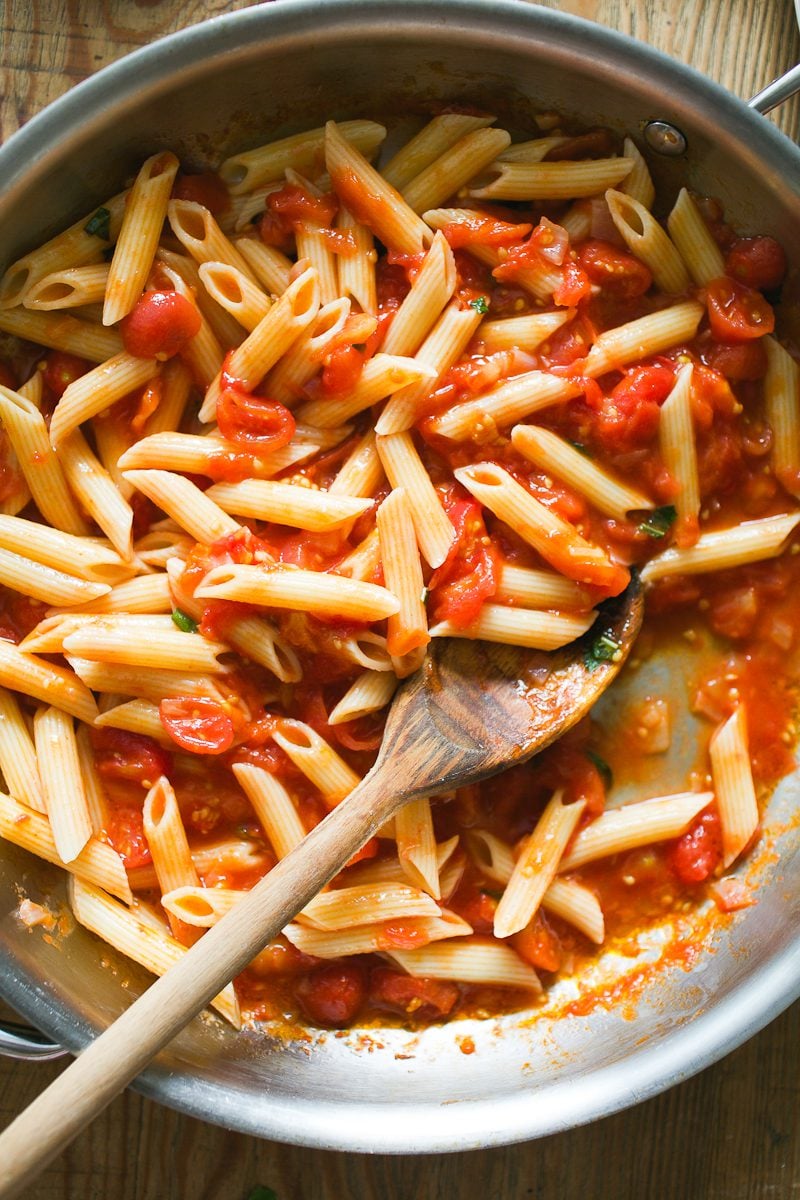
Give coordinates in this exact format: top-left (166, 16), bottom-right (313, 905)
top-left (216, 386), bottom-right (295, 450)
top-left (577, 239), bottom-right (652, 298)
top-left (511, 914), bottom-right (562, 973)
top-left (322, 343), bottom-right (366, 394)
top-left (724, 236), bottom-right (787, 292)
top-left (295, 962), bottom-right (367, 1027)
top-left (704, 339), bottom-right (767, 382)
top-left (368, 967), bottom-right (459, 1018)
top-left (0, 363), bottom-right (15, 390)
top-left (553, 259), bottom-right (591, 306)
top-left (442, 215), bottom-right (532, 249)
top-left (667, 808), bottom-right (722, 884)
top-left (160, 697), bottom-right (235, 756)
top-left (121, 291), bottom-right (201, 359)
top-left (705, 277), bottom-right (775, 342)
top-left (103, 805), bottom-right (152, 869)
top-left (42, 351), bottom-right (91, 397)
top-left (591, 362), bottom-right (675, 453)
top-left (90, 727), bottom-right (173, 787)
top-left (428, 489), bottom-right (499, 628)
top-left (172, 171), bottom-right (230, 216)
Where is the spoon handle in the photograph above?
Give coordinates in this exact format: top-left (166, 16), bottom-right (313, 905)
top-left (0, 762), bottom-right (401, 1199)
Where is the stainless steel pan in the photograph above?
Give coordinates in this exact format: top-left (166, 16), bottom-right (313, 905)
top-left (1, 0), bottom-right (799, 1152)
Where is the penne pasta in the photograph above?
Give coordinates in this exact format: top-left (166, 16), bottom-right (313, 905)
top-left (709, 707), bottom-right (759, 869)
top-left (640, 513), bottom-right (800, 583)
top-left (560, 792), bottom-right (714, 870)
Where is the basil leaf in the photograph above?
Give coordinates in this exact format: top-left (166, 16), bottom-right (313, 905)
top-left (247, 1189), bottom-right (279, 1200)
top-left (469, 295), bottom-right (489, 315)
top-left (171, 609), bottom-right (198, 634)
top-left (584, 633), bottom-right (622, 670)
top-left (585, 750), bottom-right (613, 790)
top-left (84, 206), bottom-right (111, 239)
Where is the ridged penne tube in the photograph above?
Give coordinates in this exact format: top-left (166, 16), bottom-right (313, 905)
top-left (376, 487), bottom-right (429, 666)
top-left (496, 135), bottom-right (569, 162)
top-left (494, 564), bottom-right (592, 611)
top-left (284, 911), bottom-right (470, 959)
top-left (376, 431), bottom-right (455, 568)
top-left (764, 336), bottom-right (800, 490)
top-left (0, 642), bottom-right (97, 723)
top-left (143, 356), bottom-right (192, 438)
top-left (160, 886), bottom-right (245, 927)
top-left (381, 232), bottom-right (456, 357)
top-left (0, 794), bottom-right (131, 902)
top-left (122, 469), bottom-right (240, 544)
top-left (0, 548), bottom-right (111, 607)
top-left (0, 309), bottom-right (124, 362)
top-left (605, 189), bottom-right (690, 295)
top-left (19, 614), bottom-right (95, 654)
top-left (300, 883), bottom-right (441, 930)
top-left (103, 152), bottom-right (179, 325)
top-left (401, 127), bottom-right (512, 214)
top-left (559, 201), bottom-right (592, 243)
top-left (336, 527), bottom-right (382, 582)
top-left (24, 264), bottom-right (110, 310)
top-left (0, 515), bottom-right (132, 585)
top-left (272, 719), bottom-right (360, 806)
top-left (196, 562), bottom-right (399, 622)
top-left (422, 208), bottom-right (561, 303)
top-left (0, 687), bottom-right (46, 812)
top-left (66, 657), bottom-right (224, 705)
top-left (155, 249), bottom-right (242, 355)
top-left (659, 363), bottom-right (699, 542)
top-left (0, 192), bottom-right (126, 309)
top-left (328, 429), bottom-right (385, 498)
top-left (381, 114), bottom-right (495, 189)
top-left (167, 199), bottom-right (259, 284)
top-left (69, 879), bottom-right (239, 1026)
top-left (429, 368), bottom-right (579, 441)
top-left (376, 302), bottom-right (482, 434)
top-left (386, 937), bottom-right (541, 991)
top-left (204, 479), bottom-right (371, 531)
top-left (560, 791), bottom-right (714, 871)
top-left (710, 707), bottom-right (759, 869)
top-left (220, 118), bottom-right (386, 194)
top-left (327, 670), bottom-right (398, 725)
top-left (618, 137), bottom-right (656, 209)
top-left (232, 763), bottom-right (307, 859)
top-left (75, 723), bottom-right (109, 834)
top-left (0, 386), bottom-right (89, 535)
top-left (134, 527), bottom-right (194, 570)
top-left (34, 706), bottom-right (92, 863)
top-left (583, 301), bottom-right (704, 377)
top-left (667, 188), bottom-right (726, 286)
top-left (295, 224), bottom-right (339, 307)
top-left (265, 298), bottom-right (352, 405)
top-left (494, 790), bottom-right (585, 938)
top-left (227, 181), bottom-right (283, 232)
top-left (92, 410), bottom-right (135, 498)
top-left (511, 424), bottom-right (654, 520)
top-left (476, 310), bottom-right (571, 354)
top-left (57, 429), bottom-right (135, 560)
top-left (336, 207), bottom-right (377, 315)
top-left (640, 513), bottom-right (800, 583)
top-left (328, 631), bottom-right (393, 672)
top-left (469, 156), bottom-right (633, 201)
top-left (118, 428), bottom-right (339, 479)
top-left (325, 120), bottom-right (430, 257)
top-left (396, 796), bottom-right (439, 898)
top-left (430, 604), bottom-right (596, 650)
top-left (94, 699), bottom-right (171, 746)
top-left (143, 775), bottom-right (200, 898)
top-left (197, 261), bottom-right (272, 331)
top-left (49, 352), bottom-right (160, 446)
top-left (541, 878), bottom-right (605, 944)
top-left (224, 615), bottom-right (302, 682)
top-left (296, 353), bottom-right (435, 427)
top-left (199, 265), bottom-right (320, 421)
top-left (234, 237), bottom-right (293, 295)
top-left (465, 829), bottom-right (516, 885)
top-left (51, 572), bottom-right (172, 616)
top-left (455, 462), bottom-right (625, 590)
top-left (62, 615), bottom-right (228, 673)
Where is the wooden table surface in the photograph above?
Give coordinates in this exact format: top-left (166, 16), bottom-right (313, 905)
top-left (1, 1), bottom-right (799, 1197)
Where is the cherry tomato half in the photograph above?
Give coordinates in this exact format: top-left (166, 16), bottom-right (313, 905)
top-left (705, 276), bottom-right (775, 342)
top-left (577, 239), bottom-right (652, 298)
top-left (724, 236), bottom-right (787, 292)
top-left (172, 171), bottom-right (230, 216)
top-left (159, 696), bottom-right (235, 755)
top-left (295, 962), bottom-right (366, 1027)
top-left (216, 386), bottom-right (296, 450)
top-left (103, 805), bottom-right (152, 870)
top-left (121, 291), bottom-right (202, 359)
top-left (42, 351), bottom-right (91, 397)
top-left (667, 808), bottom-right (722, 884)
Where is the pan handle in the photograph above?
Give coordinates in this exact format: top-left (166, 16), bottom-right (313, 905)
top-left (0, 1019), bottom-right (67, 1061)
top-left (749, 62), bottom-right (800, 114)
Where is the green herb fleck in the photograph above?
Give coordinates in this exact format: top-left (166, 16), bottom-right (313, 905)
top-left (469, 295), bottom-right (489, 315)
top-left (480, 888), bottom-right (503, 902)
top-left (585, 750), bottom-right (613, 790)
top-left (171, 609), bottom-right (198, 634)
top-left (246, 1189), bottom-right (278, 1200)
top-left (84, 206), bottom-right (111, 240)
top-left (569, 440), bottom-right (591, 458)
top-left (638, 505), bottom-right (676, 539)
top-left (584, 632), bottom-right (622, 670)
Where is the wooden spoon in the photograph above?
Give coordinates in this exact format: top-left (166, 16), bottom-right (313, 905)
top-left (0, 579), bottom-right (643, 1197)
